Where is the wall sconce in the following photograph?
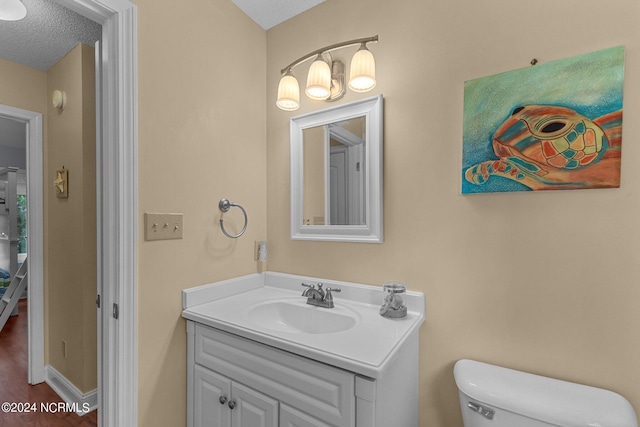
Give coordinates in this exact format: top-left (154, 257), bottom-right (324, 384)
top-left (0, 0), bottom-right (26, 21)
top-left (276, 35), bottom-right (378, 111)
top-left (52, 90), bottom-right (67, 110)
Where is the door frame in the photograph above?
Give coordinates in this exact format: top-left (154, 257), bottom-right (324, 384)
top-left (54, 1), bottom-right (138, 426)
top-left (0, 104), bottom-right (44, 385)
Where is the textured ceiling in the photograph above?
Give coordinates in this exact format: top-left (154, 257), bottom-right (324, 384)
top-left (231, 0), bottom-right (325, 30)
top-left (0, 0), bottom-right (101, 72)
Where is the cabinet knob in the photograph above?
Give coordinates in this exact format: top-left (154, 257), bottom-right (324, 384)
top-left (228, 400), bottom-right (236, 410)
top-left (219, 395), bottom-right (227, 405)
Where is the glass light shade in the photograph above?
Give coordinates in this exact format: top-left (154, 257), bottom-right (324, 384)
top-left (0, 0), bottom-right (26, 20)
top-left (305, 57), bottom-right (332, 100)
top-left (276, 72), bottom-right (300, 111)
top-left (349, 45), bottom-right (376, 92)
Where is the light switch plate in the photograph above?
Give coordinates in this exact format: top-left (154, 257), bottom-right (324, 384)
top-left (145, 213), bottom-right (183, 241)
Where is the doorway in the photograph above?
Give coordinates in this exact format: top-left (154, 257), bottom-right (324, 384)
top-left (0, 105), bottom-right (44, 385)
top-left (0, 0), bottom-right (137, 425)
top-left (1, 4), bottom-right (100, 416)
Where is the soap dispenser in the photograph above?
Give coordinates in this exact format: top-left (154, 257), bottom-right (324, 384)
top-left (380, 282), bottom-right (407, 318)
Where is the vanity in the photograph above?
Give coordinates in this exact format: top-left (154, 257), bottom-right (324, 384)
top-left (182, 272), bottom-right (425, 427)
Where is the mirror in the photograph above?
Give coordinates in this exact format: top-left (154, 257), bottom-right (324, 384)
top-left (291, 95), bottom-right (383, 242)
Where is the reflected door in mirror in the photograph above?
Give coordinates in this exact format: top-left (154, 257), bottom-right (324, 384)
top-left (303, 116), bottom-right (366, 226)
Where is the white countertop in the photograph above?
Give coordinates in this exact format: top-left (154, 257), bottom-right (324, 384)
top-left (182, 272), bottom-right (425, 378)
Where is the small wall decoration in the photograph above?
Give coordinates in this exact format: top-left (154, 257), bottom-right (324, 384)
top-left (462, 46), bottom-right (624, 194)
top-left (54, 167), bottom-right (68, 198)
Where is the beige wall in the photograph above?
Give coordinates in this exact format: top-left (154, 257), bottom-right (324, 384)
top-left (132, 0), bottom-right (640, 426)
top-left (0, 58), bottom-right (48, 115)
top-left (267, 0), bottom-right (640, 426)
top-left (46, 43), bottom-right (97, 393)
top-left (135, 0), bottom-right (267, 425)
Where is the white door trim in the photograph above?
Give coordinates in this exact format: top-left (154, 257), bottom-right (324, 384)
top-left (0, 104), bottom-right (45, 385)
top-left (53, 1), bottom-right (138, 426)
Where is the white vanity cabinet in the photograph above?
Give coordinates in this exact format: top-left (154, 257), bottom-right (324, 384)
top-left (187, 322), bottom-right (356, 427)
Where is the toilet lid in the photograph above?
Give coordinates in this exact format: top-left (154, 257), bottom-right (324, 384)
top-left (454, 359), bottom-right (638, 427)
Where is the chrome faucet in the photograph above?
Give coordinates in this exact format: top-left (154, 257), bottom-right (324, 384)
top-left (301, 282), bottom-right (341, 308)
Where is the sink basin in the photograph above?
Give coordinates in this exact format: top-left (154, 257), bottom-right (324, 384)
top-left (246, 300), bottom-right (358, 334)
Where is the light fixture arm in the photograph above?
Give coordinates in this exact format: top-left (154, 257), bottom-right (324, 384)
top-left (280, 35), bottom-right (378, 75)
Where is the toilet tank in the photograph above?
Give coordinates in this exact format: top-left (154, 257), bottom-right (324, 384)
top-left (454, 359), bottom-right (638, 427)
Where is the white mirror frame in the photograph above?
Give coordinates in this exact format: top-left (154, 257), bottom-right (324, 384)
top-left (291, 94), bottom-right (383, 243)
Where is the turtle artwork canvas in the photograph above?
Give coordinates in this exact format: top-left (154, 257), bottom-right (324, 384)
top-left (462, 46), bottom-right (625, 194)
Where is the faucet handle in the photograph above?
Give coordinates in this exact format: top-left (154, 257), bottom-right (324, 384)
top-left (324, 287), bottom-right (341, 308)
top-left (325, 287), bottom-right (341, 300)
top-left (301, 282), bottom-right (315, 289)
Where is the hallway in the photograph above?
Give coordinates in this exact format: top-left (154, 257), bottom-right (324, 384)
top-left (0, 299), bottom-right (97, 426)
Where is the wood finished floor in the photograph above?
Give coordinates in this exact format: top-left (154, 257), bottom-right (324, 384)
top-left (0, 299), bottom-right (98, 427)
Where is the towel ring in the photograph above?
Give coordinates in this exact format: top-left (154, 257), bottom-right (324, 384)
top-left (219, 198), bottom-right (248, 238)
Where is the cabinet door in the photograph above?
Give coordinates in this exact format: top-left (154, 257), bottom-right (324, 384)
top-left (194, 365), bottom-right (232, 427)
top-left (231, 381), bottom-right (278, 427)
top-left (196, 325), bottom-right (355, 426)
top-left (280, 404), bottom-right (332, 427)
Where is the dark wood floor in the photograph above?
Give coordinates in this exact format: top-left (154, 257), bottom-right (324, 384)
top-left (0, 299), bottom-right (98, 427)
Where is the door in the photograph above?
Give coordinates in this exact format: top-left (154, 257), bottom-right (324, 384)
top-left (194, 365), bottom-right (278, 427)
top-left (329, 147), bottom-right (348, 225)
top-left (194, 365), bottom-right (232, 427)
top-left (231, 381), bottom-right (278, 427)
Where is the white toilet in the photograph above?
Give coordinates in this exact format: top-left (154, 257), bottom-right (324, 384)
top-left (454, 359), bottom-right (638, 427)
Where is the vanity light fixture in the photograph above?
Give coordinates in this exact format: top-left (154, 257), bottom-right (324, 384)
top-left (276, 35), bottom-right (378, 111)
top-left (0, 0), bottom-right (27, 21)
top-left (305, 54), bottom-right (332, 100)
top-left (276, 69), bottom-right (300, 111)
top-left (349, 43), bottom-right (376, 92)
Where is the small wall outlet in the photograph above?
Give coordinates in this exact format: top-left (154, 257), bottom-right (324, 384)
top-left (255, 240), bottom-right (267, 261)
top-left (145, 213), bottom-right (183, 241)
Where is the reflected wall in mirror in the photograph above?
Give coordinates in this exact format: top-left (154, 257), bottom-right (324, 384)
top-left (291, 95), bottom-right (383, 242)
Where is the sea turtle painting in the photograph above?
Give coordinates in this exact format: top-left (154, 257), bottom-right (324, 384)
top-left (464, 104), bottom-right (622, 191)
top-left (462, 46), bottom-right (625, 194)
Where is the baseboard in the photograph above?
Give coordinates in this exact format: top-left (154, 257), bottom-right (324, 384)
top-left (44, 365), bottom-right (97, 416)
